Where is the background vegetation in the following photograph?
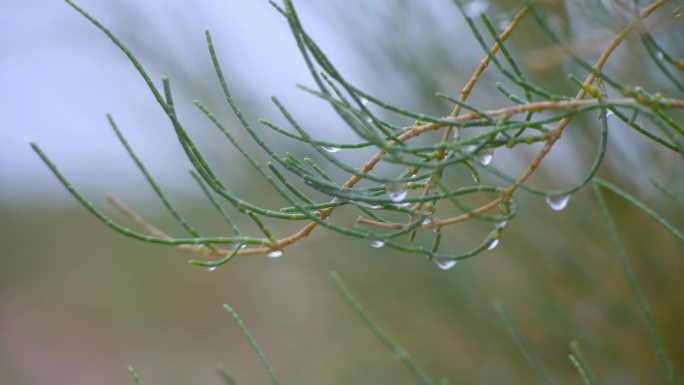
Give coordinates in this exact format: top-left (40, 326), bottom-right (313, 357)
top-left (1, 0), bottom-right (682, 384)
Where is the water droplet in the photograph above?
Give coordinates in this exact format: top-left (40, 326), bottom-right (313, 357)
top-left (496, 220), bottom-right (507, 229)
top-left (545, 194), bottom-right (570, 211)
top-left (395, 202), bottom-right (411, 208)
top-left (422, 218), bottom-right (432, 225)
top-left (323, 146), bottom-right (341, 153)
top-left (487, 238), bottom-right (500, 250)
top-left (434, 258), bottom-right (458, 270)
top-left (606, 110), bottom-right (614, 118)
top-left (386, 182), bottom-right (408, 202)
top-left (353, 201), bottom-right (381, 210)
top-left (239, 244), bottom-right (247, 250)
top-left (365, 116), bottom-right (373, 124)
top-left (360, 97), bottom-right (369, 106)
top-left (267, 250), bottom-right (283, 258)
top-left (370, 240), bottom-right (385, 248)
top-left (477, 148), bottom-right (494, 165)
top-left (463, 0), bottom-right (489, 18)
top-left (207, 266), bottom-right (217, 272)
top-left (656, 51), bottom-right (665, 60)
top-left (463, 144), bottom-right (477, 154)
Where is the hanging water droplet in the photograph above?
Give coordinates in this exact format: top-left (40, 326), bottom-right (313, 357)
top-left (386, 182), bottom-right (408, 203)
top-left (360, 97), bottom-right (369, 106)
top-left (496, 220), bottom-right (507, 229)
top-left (365, 116), bottom-right (373, 124)
top-left (323, 146), bottom-right (341, 153)
top-left (606, 110), bottom-right (614, 118)
top-left (656, 51), bottom-right (665, 60)
top-left (434, 258), bottom-right (458, 270)
top-left (395, 202), bottom-right (411, 208)
top-left (487, 238), bottom-right (500, 250)
top-left (422, 218), bottom-right (432, 225)
top-left (207, 266), bottom-right (217, 272)
top-left (477, 148), bottom-right (494, 165)
top-left (239, 244), bottom-right (247, 250)
top-left (463, 0), bottom-right (489, 18)
top-left (453, 128), bottom-right (461, 141)
top-left (353, 201), bottom-right (382, 210)
top-left (267, 250), bottom-right (283, 258)
top-left (463, 144), bottom-right (477, 154)
top-left (545, 194), bottom-right (570, 211)
top-left (370, 240), bottom-right (385, 248)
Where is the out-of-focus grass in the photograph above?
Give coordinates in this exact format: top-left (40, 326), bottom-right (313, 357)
top-left (0, 182), bottom-right (681, 384)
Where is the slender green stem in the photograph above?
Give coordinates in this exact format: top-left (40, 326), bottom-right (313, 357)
top-left (223, 305), bottom-right (280, 385)
top-left (127, 366), bottom-right (146, 385)
top-left (593, 180), bottom-right (681, 385)
top-left (570, 341), bottom-right (601, 385)
top-left (330, 271), bottom-right (438, 385)
top-left (493, 300), bottom-right (556, 385)
top-left (216, 364), bottom-right (238, 385)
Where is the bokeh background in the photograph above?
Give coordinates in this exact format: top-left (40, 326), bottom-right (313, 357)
top-left (1, 0), bottom-right (683, 384)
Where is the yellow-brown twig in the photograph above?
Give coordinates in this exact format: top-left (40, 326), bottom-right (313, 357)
top-left (116, 0), bottom-right (675, 258)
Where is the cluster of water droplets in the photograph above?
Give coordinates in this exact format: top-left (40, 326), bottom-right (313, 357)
top-left (545, 194), bottom-right (570, 211)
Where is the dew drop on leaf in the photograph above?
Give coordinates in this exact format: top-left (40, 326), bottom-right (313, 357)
top-left (545, 195), bottom-right (570, 211)
top-left (323, 146), bottom-right (341, 153)
top-left (207, 267), bottom-right (217, 272)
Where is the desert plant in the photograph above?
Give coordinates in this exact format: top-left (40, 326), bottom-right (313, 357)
top-left (31, 0), bottom-right (682, 383)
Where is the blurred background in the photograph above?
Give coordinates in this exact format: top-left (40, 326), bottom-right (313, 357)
top-left (1, 0), bottom-right (683, 384)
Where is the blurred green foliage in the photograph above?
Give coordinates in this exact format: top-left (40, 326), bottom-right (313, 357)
top-left (2, 0), bottom-right (683, 384)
